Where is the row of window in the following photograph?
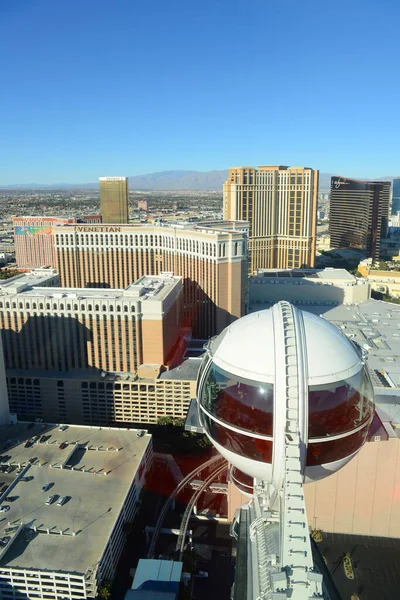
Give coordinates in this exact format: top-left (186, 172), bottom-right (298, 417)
top-left (55, 232), bottom-right (219, 256)
top-left (0, 302), bottom-right (135, 312)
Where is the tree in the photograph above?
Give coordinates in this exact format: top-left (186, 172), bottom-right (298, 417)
top-left (0, 269), bottom-right (19, 281)
top-left (97, 581), bottom-right (112, 599)
top-left (156, 416), bottom-right (184, 427)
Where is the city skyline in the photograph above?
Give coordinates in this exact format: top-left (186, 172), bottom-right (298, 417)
top-left (1, 168), bottom-right (399, 189)
top-left (1, 0), bottom-right (400, 184)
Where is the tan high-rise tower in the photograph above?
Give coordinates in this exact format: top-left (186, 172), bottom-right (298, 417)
top-left (224, 165), bottom-right (318, 273)
top-left (99, 176), bottom-right (129, 223)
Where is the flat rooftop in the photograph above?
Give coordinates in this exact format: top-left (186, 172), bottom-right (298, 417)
top-left (54, 221), bottom-right (246, 237)
top-left (2, 275), bottom-right (181, 303)
top-left (125, 275), bottom-right (181, 302)
top-left (0, 424), bottom-right (151, 576)
top-left (253, 268), bottom-right (356, 282)
top-left (159, 358), bottom-right (202, 382)
top-left (0, 270), bottom-right (58, 293)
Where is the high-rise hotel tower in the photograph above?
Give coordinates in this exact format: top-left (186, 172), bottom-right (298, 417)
top-left (329, 176), bottom-right (390, 261)
top-left (223, 165), bottom-right (318, 273)
top-left (54, 222), bottom-right (248, 338)
top-left (99, 176), bottom-right (129, 223)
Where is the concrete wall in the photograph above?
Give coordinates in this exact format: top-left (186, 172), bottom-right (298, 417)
top-left (249, 280), bottom-right (370, 306)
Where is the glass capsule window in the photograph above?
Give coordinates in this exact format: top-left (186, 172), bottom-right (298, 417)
top-left (308, 366), bottom-right (374, 439)
top-left (200, 363), bottom-right (273, 436)
top-left (306, 421), bottom-right (371, 467)
top-left (201, 414), bottom-right (273, 463)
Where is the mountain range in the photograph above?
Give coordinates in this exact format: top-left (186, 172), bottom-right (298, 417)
top-left (1, 170), bottom-right (399, 192)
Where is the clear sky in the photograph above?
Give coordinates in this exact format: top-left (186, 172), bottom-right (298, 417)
top-left (1, 0), bottom-right (399, 184)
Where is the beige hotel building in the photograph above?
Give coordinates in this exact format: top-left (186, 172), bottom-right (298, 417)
top-left (223, 165), bottom-right (318, 273)
top-left (0, 271), bottom-right (198, 425)
top-left (0, 273), bottom-right (183, 374)
top-left (53, 222), bottom-right (248, 338)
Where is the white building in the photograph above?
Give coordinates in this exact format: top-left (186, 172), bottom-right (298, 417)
top-left (249, 268), bottom-right (370, 312)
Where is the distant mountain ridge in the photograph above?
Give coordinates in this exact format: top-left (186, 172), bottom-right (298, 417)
top-left (1, 170), bottom-right (399, 191)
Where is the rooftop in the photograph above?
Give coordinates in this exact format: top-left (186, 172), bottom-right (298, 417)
top-left (0, 274), bottom-right (181, 303)
top-left (0, 270), bottom-right (58, 293)
top-left (253, 268), bottom-right (357, 283)
top-left (54, 221), bottom-right (246, 237)
top-left (0, 424), bottom-right (151, 576)
top-left (159, 358), bottom-right (202, 382)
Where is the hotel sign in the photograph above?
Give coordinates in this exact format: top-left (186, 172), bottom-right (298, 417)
top-left (332, 178), bottom-right (349, 189)
top-left (76, 226), bottom-right (121, 232)
top-left (332, 177), bottom-right (368, 191)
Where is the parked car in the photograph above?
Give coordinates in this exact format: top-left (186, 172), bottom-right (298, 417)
top-left (0, 505), bottom-right (10, 513)
top-left (24, 440), bottom-right (32, 449)
top-left (0, 536), bottom-right (11, 547)
top-left (59, 425), bottom-right (67, 432)
top-left (59, 442), bottom-right (68, 450)
top-left (57, 496), bottom-right (67, 506)
top-left (45, 495), bottom-right (56, 505)
top-left (28, 458), bottom-right (37, 465)
top-left (41, 483), bottom-right (51, 493)
top-left (6, 466), bottom-right (15, 474)
top-left (196, 571), bottom-right (209, 579)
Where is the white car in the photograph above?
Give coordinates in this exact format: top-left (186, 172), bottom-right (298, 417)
top-left (196, 571), bottom-right (208, 579)
top-left (59, 425), bottom-right (67, 432)
top-left (57, 496), bottom-right (67, 506)
top-left (0, 505), bottom-right (10, 513)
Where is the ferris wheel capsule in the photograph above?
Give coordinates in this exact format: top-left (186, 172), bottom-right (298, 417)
top-left (197, 302), bottom-right (374, 485)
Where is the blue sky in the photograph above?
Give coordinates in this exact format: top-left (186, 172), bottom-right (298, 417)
top-left (0, 0), bottom-right (399, 184)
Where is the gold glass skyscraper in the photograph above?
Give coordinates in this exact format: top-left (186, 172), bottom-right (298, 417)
top-left (224, 165), bottom-right (318, 273)
top-left (99, 176), bottom-right (129, 223)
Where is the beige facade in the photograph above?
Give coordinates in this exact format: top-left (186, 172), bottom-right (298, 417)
top-left (0, 274), bottom-right (183, 374)
top-left (6, 371), bottom-right (196, 425)
top-left (249, 268), bottom-right (370, 309)
top-left (304, 436), bottom-right (400, 537)
top-left (99, 176), bottom-right (129, 223)
top-left (358, 260), bottom-right (400, 297)
top-left (223, 166), bottom-right (318, 273)
top-left (54, 222), bottom-right (248, 338)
